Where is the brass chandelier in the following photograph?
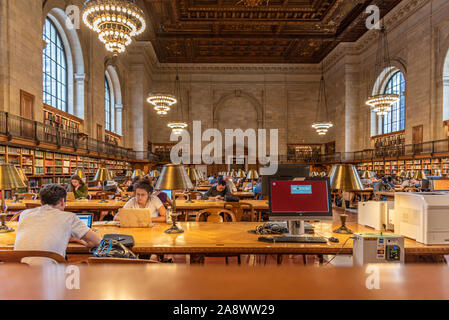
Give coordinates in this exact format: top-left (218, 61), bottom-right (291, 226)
top-left (168, 72), bottom-right (188, 135)
top-left (82, 0), bottom-right (146, 55)
top-left (365, 25), bottom-right (399, 116)
top-left (312, 63), bottom-right (333, 136)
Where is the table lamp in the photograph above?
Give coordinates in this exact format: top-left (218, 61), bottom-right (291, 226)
top-left (434, 169), bottom-right (442, 177)
top-left (398, 170), bottom-right (406, 178)
top-left (74, 168), bottom-right (86, 184)
top-left (361, 170), bottom-right (373, 179)
top-left (93, 168), bottom-right (113, 203)
top-left (155, 164), bottom-right (194, 234)
top-left (148, 170), bottom-right (160, 179)
top-left (132, 169), bottom-right (145, 180)
top-left (12, 167), bottom-right (29, 203)
top-left (405, 171), bottom-right (414, 179)
top-left (125, 170), bottom-right (133, 178)
top-left (246, 169), bottom-right (259, 180)
top-left (413, 170), bottom-right (427, 181)
top-left (329, 164), bottom-right (364, 234)
top-left (185, 168), bottom-right (199, 203)
top-left (0, 164), bottom-right (27, 233)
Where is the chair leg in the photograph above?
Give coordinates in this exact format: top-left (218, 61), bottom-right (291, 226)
top-left (237, 255), bottom-right (241, 265)
top-left (225, 256), bottom-right (229, 265)
top-left (303, 255), bottom-right (307, 265)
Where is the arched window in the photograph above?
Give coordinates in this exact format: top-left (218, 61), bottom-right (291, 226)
top-left (378, 71), bottom-right (406, 135)
top-left (105, 77), bottom-right (112, 132)
top-left (43, 18), bottom-right (68, 112)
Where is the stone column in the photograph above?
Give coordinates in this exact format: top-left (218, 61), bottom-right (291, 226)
top-left (74, 73), bottom-right (86, 120)
top-left (115, 103), bottom-right (123, 136)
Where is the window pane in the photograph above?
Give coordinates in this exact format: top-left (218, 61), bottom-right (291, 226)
top-left (42, 18), bottom-right (68, 112)
top-left (380, 71), bottom-right (406, 135)
top-left (105, 78), bottom-right (112, 132)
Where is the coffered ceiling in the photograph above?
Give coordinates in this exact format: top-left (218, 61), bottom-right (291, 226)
top-left (141, 0), bottom-right (402, 63)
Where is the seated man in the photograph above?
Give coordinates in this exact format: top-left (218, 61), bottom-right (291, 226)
top-left (14, 184), bottom-right (101, 265)
top-left (374, 178), bottom-right (393, 201)
top-left (202, 180), bottom-right (233, 200)
top-left (253, 178), bottom-right (263, 200)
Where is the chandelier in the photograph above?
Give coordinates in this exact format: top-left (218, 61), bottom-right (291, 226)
top-left (147, 93), bottom-right (177, 116)
top-left (312, 64), bottom-right (333, 136)
top-left (82, 0), bottom-right (146, 55)
top-left (168, 74), bottom-right (188, 135)
top-left (236, 0), bottom-right (269, 7)
top-left (365, 25), bottom-right (399, 116)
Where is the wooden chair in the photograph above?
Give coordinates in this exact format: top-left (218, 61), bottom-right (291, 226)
top-left (0, 250), bottom-right (66, 264)
top-left (87, 257), bottom-right (159, 265)
top-left (224, 202), bottom-right (257, 222)
top-left (196, 208), bottom-right (236, 223)
top-left (9, 210), bottom-right (25, 222)
top-left (195, 208), bottom-right (239, 264)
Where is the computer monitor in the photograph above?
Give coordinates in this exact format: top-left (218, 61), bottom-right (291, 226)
top-left (268, 177), bottom-right (332, 236)
top-left (261, 164), bottom-right (310, 197)
top-left (77, 214), bottom-right (93, 228)
top-left (161, 190), bottom-right (173, 200)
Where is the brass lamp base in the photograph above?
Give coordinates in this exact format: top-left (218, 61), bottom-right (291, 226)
top-left (185, 193), bottom-right (194, 203)
top-left (333, 213), bottom-right (353, 234)
top-left (165, 222), bottom-right (184, 234)
top-left (0, 225), bottom-right (14, 233)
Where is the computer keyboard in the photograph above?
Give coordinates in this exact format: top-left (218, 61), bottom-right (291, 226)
top-left (258, 235), bottom-right (328, 243)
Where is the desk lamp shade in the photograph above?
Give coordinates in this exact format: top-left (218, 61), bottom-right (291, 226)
top-left (329, 164), bottom-right (364, 191)
top-left (434, 169), bottom-right (442, 177)
top-left (73, 169), bottom-right (86, 180)
top-left (132, 169), bottom-right (145, 180)
top-left (320, 171), bottom-right (327, 177)
top-left (186, 168), bottom-right (199, 183)
top-left (405, 171), bottom-right (414, 179)
top-left (236, 170), bottom-right (246, 178)
top-left (329, 164), bottom-right (363, 235)
top-left (16, 167), bottom-right (29, 184)
top-left (149, 170), bottom-right (160, 178)
top-left (93, 168), bottom-right (113, 182)
top-left (361, 170), bottom-right (373, 179)
top-left (413, 170), bottom-right (427, 181)
top-left (155, 164), bottom-right (193, 234)
top-left (125, 170), bottom-right (133, 178)
top-left (0, 164), bottom-right (27, 233)
top-left (246, 169), bottom-right (259, 180)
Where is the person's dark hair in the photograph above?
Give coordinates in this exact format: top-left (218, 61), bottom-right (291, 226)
top-left (40, 184), bottom-right (67, 206)
top-left (70, 175), bottom-right (85, 187)
top-left (135, 178), bottom-right (154, 194)
top-left (132, 176), bottom-right (141, 185)
top-left (217, 180), bottom-right (226, 187)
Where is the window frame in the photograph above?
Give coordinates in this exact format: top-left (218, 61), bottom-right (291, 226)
top-left (379, 71), bottom-right (406, 135)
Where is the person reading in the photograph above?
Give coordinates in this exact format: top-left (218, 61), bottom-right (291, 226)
top-left (66, 174), bottom-right (89, 199)
top-left (114, 179), bottom-right (167, 223)
top-left (202, 179), bottom-right (233, 200)
top-left (14, 184), bottom-right (101, 265)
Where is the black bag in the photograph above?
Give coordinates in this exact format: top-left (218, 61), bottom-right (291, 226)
top-left (91, 238), bottom-right (138, 259)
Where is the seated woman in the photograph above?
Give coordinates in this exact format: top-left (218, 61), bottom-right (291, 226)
top-left (114, 179), bottom-right (167, 223)
top-left (66, 175), bottom-right (88, 199)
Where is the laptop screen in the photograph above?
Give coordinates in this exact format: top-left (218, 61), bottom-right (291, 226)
top-left (77, 214), bottom-right (92, 228)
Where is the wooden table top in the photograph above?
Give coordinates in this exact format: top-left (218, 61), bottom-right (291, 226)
top-left (2, 221), bottom-right (448, 256)
top-left (175, 199), bottom-right (268, 210)
top-left (232, 192), bottom-right (255, 198)
top-left (5, 200), bottom-right (126, 212)
top-left (1, 264), bottom-right (449, 300)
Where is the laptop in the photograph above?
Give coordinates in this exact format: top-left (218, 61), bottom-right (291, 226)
top-left (67, 192), bottom-right (76, 201)
top-left (77, 214), bottom-right (93, 228)
top-left (118, 208), bottom-right (153, 228)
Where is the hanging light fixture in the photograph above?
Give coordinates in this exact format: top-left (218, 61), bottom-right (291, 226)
top-left (167, 65), bottom-right (188, 135)
top-left (365, 25), bottom-right (399, 116)
top-left (312, 61), bottom-right (333, 136)
top-left (147, 93), bottom-right (177, 116)
top-left (82, 0), bottom-right (146, 55)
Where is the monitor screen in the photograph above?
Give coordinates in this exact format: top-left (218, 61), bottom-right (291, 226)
top-left (261, 164), bottom-right (310, 196)
top-left (77, 214), bottom-right (93, 228)
top-left (162, 190), bottom-right (173, 200)
top-left (269, 178), bottom-right (332, 220)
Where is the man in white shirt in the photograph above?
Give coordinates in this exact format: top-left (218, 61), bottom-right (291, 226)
top-left (14, 184), bottom-right (101, 265)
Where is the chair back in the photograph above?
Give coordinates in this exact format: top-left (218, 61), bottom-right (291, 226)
top-left (87, 257), bottom-right (159, 265)
top-left (224, 202), bottom-right (255, 222)
top-left (196, 208), bottom-right (236, 223)
top-left (0, 250), bottom-right (66, 264)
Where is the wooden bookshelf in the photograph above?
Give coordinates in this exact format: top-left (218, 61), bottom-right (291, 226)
top-left (43, 104), bottom-right (84, 135)
top-left (372, 130), bottom-right (405, 158)
top-left (105, 130), bottom-right (121, 146)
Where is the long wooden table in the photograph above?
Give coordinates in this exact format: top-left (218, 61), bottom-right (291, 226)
top-left (2, 221), bottom-right (448, 259)
top-left (175, 199), bottom-right (268, 211)
top-left (1, 264), bottom-right (449, 300)
top-left (5, 200), bottom-right (127, 212)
